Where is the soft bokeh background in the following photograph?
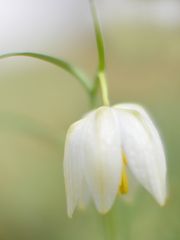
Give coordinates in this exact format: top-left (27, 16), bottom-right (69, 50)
top-left (0, 0), bottom-right (180, 239)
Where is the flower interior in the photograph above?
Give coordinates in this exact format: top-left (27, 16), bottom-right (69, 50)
top-left (119, 151), bottom-right (128, 194)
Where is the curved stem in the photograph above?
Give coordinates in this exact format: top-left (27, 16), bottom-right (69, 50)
top-left (0, 52), bottom-right (93, 94)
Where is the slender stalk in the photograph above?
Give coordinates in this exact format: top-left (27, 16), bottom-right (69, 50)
top-left (98, 72), bottom-right (110, 106)
top-left (89, 73), bottom-right (99, 108)
top-left (89, 0), bottom-right (105, 72)
top-left (0, 52), bottom-right (93, 94)
top-left (89, 0), bottom-right (110, 106)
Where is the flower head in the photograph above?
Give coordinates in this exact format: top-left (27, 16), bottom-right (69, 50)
top-left (64, 104), bottom-right (167, 217)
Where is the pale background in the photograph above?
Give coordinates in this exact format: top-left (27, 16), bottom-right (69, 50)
top-left (0, 0), bottom-right (179, 239)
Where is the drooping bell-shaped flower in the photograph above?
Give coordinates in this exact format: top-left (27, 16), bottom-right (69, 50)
top-left (64, 104), bottom-right (167, 217)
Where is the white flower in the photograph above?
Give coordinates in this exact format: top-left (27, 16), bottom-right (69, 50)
top-left (63, 103), bottom-right (167, 217)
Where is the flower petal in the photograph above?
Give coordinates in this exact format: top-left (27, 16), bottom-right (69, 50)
top-left (114, 103), bottom-right (167, 205)
top-left (63, 118), bottom-right (89, 217)
top-left (83, 107), bottom-right (122, 213)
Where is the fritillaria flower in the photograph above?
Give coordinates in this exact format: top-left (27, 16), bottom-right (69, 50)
top-left (64, 104), bottom-right (167, 217)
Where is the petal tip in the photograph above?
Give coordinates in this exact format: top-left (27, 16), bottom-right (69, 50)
top-left (95, 201), bottom-right (113, 215)
top-left (98, 208), bottom-right (110, 215)
top-left (158, 199), bottom-right (166, 207)
top-left (67, 208), bottom-right (74, 218)
top-left (157, 194), bottom-right (168, 207)
top-left (155, 190), bottom-right (167, 207)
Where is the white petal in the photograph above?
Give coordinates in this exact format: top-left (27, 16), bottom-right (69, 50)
top-left (63, 118), bottom-right (89, 217)
top-left (83, 107), bottom-right (122, 213)
top-left (114, 103), bottom-right (167, 205)
top-left (77, 180), bottom-right (91, 210)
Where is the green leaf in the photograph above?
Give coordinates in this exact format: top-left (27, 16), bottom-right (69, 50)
top-left (0, 52), bottom-right (93, 93)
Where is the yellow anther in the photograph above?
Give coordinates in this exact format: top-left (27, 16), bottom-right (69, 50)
top-left (119, 151), bottom-right (128, 194)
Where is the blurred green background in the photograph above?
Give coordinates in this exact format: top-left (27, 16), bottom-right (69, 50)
top-left (0, 0), bottom-right (180, 239)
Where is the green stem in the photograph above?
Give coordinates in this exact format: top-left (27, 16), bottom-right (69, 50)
top-left (89, 0), bottom-right (105, 72)
top-left (0, 52), bottom-right (93, 94)
top-left (89, 0), bottom-right (110, 106)
top-left (98, 72), bottom-right (110, 106)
